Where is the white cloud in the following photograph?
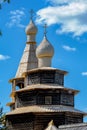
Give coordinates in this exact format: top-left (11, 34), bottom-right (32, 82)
top-left (47, 0), bottom-right (70, 5)
top-left (82, 72), bottom-right (87, 76)
top-left (36, 0), bottom-right (87, 36)
top-left (6, 9), bottom-right (26, 28)
top-left (62, 45), bottom-right (76, 51)
top-left (0, 54), bottom-right (10, 60)
top-left (47, 0), bottom-right (87, 5)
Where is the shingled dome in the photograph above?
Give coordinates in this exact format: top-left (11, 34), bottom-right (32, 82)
top-left (25, 20), bottom-right (38, 35)
top-left (36, 36), bottom-right (54, 58)
top-left (36, 36), bottom-right (54, 67)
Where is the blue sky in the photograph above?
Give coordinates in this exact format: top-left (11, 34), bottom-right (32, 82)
top-left (0, 0), bottom-right (87, 121)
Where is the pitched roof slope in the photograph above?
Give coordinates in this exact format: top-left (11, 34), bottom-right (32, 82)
top-left (16, 44), bottom-right (38, 77)
top-left (58, 123), bottom-right (87, 130)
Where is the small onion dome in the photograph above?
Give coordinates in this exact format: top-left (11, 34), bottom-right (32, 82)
top-left (36, 36), bottom-right (54, 58)
top-left (25, 20), bottom-right (38, 35)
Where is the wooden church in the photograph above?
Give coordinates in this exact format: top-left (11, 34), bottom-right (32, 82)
top-left (6, 12), bottom-right (87, 130)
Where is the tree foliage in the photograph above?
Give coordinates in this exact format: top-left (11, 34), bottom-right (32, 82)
top-left (0, 0), bottom-right (10, 36)
top-left (0, 106), bottom-right (7, 130)
top-left (0, 0), bottom-right (10, 9)
top-left (3, 0), bottom-right (10, 3)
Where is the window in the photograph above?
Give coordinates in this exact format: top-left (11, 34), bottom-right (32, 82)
top-left (61, 93), bottom-right (74, 106)
top-left (45, 96), bottom-right (52, 104)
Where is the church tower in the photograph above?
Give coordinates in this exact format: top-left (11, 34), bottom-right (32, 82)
top-left (16, 10), bottom-right (38, 78)
top-left (6, 12), bottom-right (87, 130)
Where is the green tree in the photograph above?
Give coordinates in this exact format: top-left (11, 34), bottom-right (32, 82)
top-left (0, 106), bottom-right (7, 130)
top-left (0, 0), bottom-right (10, 9)
top-left (0, 0), bottom-right (10, 36)
top-left (3, 0), bottom-right (10, 3)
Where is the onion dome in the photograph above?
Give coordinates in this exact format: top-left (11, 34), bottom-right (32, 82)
top-left (36, 35), bottom-right (54, 67)
top-left (36, 36), bottom-right (54, 58)
top-left (25, 19), bottom-right (38, 43)
top-left (25, 19), bottom-right (38, 35)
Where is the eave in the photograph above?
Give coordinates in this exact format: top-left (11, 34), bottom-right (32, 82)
top-left (22, 67), bottom-right (68, 77)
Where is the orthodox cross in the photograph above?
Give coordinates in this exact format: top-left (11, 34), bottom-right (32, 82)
top-left (43, 24), bottom-right (47, 37)
top-left (29, 9), bottom-right (34, 20)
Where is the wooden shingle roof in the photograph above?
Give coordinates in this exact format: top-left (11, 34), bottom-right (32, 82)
top-left (10, 84), bottom-right (79, 97)
top-left (6, 105), bottom-right (86, 116)
top-left (58, 123), bottom-right (87, 130)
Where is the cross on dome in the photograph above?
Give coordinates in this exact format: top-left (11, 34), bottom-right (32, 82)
top-left (43, 23), bottom-right (47, 37)
top-left (29, 9), bottom-right (34, 20)
top-left (25, 9), bottom-right (38, 36)
top-left (36, 23), bottom-right (54, 68)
